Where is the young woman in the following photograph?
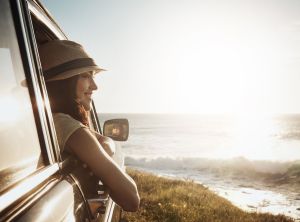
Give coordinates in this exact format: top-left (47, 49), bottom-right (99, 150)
top-left (39, 40), bottom-right (140, 212)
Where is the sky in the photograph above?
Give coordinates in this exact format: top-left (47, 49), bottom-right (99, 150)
top-left (41, 0), bottom-right (300, 114)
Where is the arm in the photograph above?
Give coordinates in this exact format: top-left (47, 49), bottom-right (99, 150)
top-left (65, 127), bottom-right (140, 212)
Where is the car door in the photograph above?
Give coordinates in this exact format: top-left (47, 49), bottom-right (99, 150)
top-left (0, 0), bottom-right (90, 221)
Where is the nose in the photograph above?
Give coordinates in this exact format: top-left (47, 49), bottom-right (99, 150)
top-left (90, 77), bottom-right (98, 91)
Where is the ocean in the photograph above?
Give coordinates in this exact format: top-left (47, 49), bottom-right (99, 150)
top-left (99, 113), bottom-right (300, 220)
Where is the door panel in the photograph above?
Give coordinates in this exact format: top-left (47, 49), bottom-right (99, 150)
top-left (16, 178), bottom-right (88, 222)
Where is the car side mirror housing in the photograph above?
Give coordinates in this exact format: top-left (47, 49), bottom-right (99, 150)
top-left (103, 119), bottom-right (129, 141)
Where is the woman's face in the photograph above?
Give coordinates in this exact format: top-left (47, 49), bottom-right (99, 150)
top-left (75, 72), bottom-right (98, 111)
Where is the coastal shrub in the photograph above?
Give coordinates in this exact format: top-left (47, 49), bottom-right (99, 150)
top-left (122, 169), bottom-right (294, 222)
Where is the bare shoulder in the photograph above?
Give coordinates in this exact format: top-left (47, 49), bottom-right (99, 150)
top-left (65, 127), bottom-right (103, 156)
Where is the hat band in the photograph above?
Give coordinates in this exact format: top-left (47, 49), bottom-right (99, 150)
top-left (44, 58), bottom-right (97, 79)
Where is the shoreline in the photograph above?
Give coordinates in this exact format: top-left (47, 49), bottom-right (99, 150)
top-left (125, 167), bottom-right (299, 221)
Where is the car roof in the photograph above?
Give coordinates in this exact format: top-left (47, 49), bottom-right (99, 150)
top-left (30, 0), bottom-right (67, 39)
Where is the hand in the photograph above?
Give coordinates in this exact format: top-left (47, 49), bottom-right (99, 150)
top-left (93, 132), bottom-right (116, 156)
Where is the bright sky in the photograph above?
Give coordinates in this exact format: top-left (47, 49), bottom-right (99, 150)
top-left (41, 0), bottom-right (300, 114)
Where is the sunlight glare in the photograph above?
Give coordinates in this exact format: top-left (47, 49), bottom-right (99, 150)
top-left (231, 113), bottom-right (280, 160)
top-left (0, 95), bottom-right (22, 123)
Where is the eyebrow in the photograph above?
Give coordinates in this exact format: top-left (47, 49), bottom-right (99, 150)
top-left (80, 71), bottom-right (95, 76)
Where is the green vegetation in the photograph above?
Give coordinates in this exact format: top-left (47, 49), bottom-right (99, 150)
top-left (122, 169), bottom-right (294, 222)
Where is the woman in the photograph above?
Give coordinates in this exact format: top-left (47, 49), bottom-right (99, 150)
top-left (39, 40), bottom-right (139, 212)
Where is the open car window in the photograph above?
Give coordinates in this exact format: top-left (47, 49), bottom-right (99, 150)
top-left (29, 11), bottom-right (103, 151)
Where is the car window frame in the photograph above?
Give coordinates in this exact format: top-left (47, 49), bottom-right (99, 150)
top-left (12, 0), bottom-right (56, 165)
top-left (26, 0), bottom-right (65, 164)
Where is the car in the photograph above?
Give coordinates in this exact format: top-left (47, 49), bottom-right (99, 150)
top-left (0, 0), bottom-right (129, 221)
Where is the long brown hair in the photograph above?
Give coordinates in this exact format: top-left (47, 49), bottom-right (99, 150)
top-left (46, 75), bottom-right (89, 126)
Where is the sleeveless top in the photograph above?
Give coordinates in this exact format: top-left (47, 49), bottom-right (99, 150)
top-left (53, 113), bottom-right (86, 152)
top-left (53, 113), bottom-right (102, 197)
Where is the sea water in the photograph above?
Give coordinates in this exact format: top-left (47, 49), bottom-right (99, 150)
top-left (99, 113), bottom-right (300, 220)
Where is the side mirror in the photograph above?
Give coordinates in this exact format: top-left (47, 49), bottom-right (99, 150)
top-left (103, 119), bottom-right (129, 141)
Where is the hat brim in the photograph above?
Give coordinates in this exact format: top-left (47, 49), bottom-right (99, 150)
top-left (46, 66), bottom-right (105, 82)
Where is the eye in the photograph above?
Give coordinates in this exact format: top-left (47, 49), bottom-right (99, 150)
top-left (81, 73), bottom-right (92, 79)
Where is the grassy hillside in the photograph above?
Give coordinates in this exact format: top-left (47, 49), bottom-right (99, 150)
top-left (122, 169), bottom-right (294, 222)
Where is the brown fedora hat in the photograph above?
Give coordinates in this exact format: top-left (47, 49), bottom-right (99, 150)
top-left (38, 40), bottom-right (105, 81)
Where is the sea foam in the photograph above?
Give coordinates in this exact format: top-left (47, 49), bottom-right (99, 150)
top-left (125, 156), bottom-right (300, 177)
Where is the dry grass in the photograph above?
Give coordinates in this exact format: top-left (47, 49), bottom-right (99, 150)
top-left (122, 168), bottom-right (294, 222)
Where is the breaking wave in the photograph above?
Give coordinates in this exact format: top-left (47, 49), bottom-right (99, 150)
top-left (125, 156), bottom-right (300, 183)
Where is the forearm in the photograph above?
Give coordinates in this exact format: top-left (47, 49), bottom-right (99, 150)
top-left (88, 149), bottom-right (139, 211)
top-left (104, 164), bottom-right (140, 211)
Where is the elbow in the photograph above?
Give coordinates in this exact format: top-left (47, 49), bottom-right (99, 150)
top-left (122, 193), bottom-right (140, 212)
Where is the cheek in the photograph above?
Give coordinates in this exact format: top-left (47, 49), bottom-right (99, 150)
top-left (76, 80), bottom-right (87, 97)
